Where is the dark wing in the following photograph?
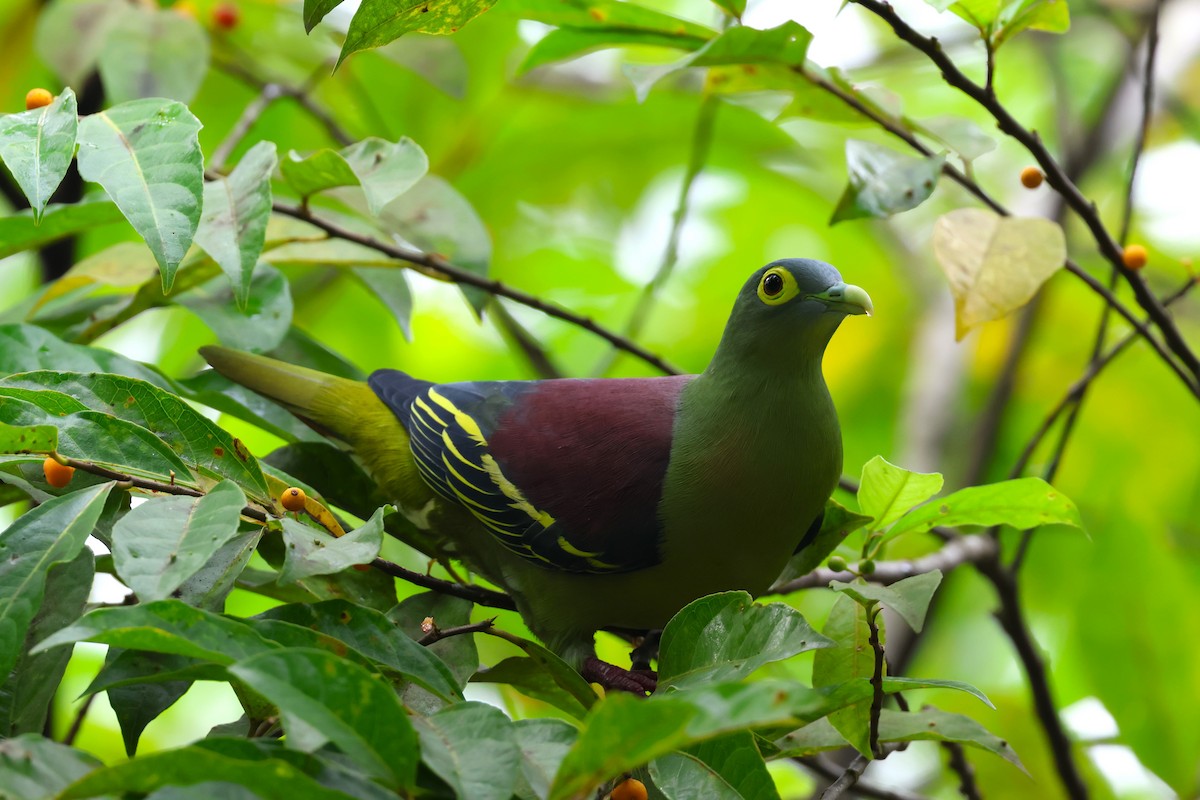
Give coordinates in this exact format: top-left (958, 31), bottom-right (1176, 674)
top-left (368, 370), bottom-right (692, 574)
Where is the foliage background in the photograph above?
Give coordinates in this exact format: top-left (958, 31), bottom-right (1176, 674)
top-left (0, 0), bottom-right (1197, 797)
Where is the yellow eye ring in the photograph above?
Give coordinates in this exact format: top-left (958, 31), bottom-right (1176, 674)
top-left (757, 267), bottom-right (800, 306)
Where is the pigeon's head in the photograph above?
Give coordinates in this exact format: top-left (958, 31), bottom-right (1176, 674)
top-left (715, 258), bottom-right (872, 371)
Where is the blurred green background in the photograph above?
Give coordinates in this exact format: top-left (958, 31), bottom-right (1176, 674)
top-left (1, 0), bottom-right (1197, 796)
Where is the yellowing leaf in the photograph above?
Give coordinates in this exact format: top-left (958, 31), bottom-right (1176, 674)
top-left (932, 208), bottom-right (1065, 340)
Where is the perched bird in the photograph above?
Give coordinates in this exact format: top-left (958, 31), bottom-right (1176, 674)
top-left (202, 258), bottom-right (871, 691)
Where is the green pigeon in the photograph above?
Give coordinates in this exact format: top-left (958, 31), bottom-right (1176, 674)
top-left (202, 258), bottom-right (871, 691)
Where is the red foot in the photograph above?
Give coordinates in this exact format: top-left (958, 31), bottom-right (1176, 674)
top-left (582, 656), bottom-right (657, 695)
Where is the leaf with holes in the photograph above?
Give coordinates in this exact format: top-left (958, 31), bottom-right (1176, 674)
top-left (831, 140), bottom-right (945, 224)
top-left (339, 0), bottom-right (496, 66)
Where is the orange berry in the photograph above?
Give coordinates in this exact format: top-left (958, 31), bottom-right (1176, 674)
top-left (43, 457), bottom-right (74, 488)
top-left (280, 486), bottom-right (307, 512)
top-left (1122, 244), bottom-right (1147, 270)
top-left (612, 778), bottom-right (648, 800)
top-left (25, 88), bottom-right (53, 111)
top-left (1019, 166), bottom-right (1044, 189)
top-left (212, 2), bottom-right (239, 30)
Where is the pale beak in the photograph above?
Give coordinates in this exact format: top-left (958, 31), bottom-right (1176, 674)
top-left (813, 283), bottom-right (873, 316)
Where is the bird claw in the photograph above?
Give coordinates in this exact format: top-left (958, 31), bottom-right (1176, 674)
top-left (582, 656), bottom-right (657, 695)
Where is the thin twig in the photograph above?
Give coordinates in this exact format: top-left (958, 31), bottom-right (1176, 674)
top-left (801, 755), bottom-right (931, 800)
top-left (770, 534), bottom-right (995, 594)
top-left (61, 693), bottom-right (96, 746)
top-left (592, 94), bottom-right (720, 376)
top-left (418, 618), bottom-right (496, 646)
top-left (369, 558), bottom-right (516, 610)
top-left (867, 606), bottom-right (886, 758)
top-left (819, 753), bottom-right (871, 800)
top-left (943, 741), bottom-right (983, 800)
top-left (210, 83), bottom-right (284, 174)
top-left (849, 0), bottom-right (1200, 384)
top-left (271, 202), bottom-right (683, 375)
top-left (215, 57), bottom-right (353, 146)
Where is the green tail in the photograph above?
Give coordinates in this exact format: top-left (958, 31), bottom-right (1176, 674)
top-left (199, 346), bottom-right (433, 509)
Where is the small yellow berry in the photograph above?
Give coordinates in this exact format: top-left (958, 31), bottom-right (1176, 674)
top-left (43, 457), bottom-right (74, 488)
top-left (1019, 166), bottom-right (1044, 189)
top-left (172, 0), bottom-right (197, 18)
top-left (25, 88), bottom-right (53, 111)
top-left (1122, 244), bottom-right (1147, 270)
top-left (281, 486), bottom-right (307, 512)
top-left (612, 778), bottom-right (648, 800)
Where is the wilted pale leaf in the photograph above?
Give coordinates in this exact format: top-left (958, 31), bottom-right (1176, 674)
top-left (932, 208), bottom-right (1065, 339)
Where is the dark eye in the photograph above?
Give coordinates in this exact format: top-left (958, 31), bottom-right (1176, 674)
top-left (763, 271), bottom-right (784, 297)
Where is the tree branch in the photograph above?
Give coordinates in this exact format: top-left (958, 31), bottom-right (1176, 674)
top-left (942, 741), bottom-right (984, 800)
top-left (868, 606), bottom-right (886, 758)
top-left (369, 557), bottom-right (516, 610)
top-left (801, 755), bottom-right (931, 800)
top-left (819, 753), bottom-right (871, 800)
top-left (849, 0), bottom-right (1200, 384)
top-left (271, 202), bottom-right (682, 375)
top-left (418, 618), bottom-right (496, 646)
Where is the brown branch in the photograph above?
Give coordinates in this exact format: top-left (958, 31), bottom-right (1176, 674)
top-left (61, 692), bottom-right (96, 747)
top-left (849, 0), bottom-right (1200, 384)
top-left (801, 755), bottom-right (931, 800)
top-left (418, 618), bottom-right (496, 646)
top-left (215, 57), bottom-right (353, 146)
top-left (819, 753), bottom-right (871, 800)
top-left (368, 557), bottom-right (516, 610)
top-left (943, 741), bottom-right (984, 800)
top-left (210, 83), bottom-right (285, 173)
top-left (271, 202), bottom-right (682, 375)
top-left (868, 606), bottom-right (886, 758)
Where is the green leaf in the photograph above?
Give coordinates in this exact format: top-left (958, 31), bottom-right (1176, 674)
top-left (57, 742), bottom-right (359, 800)
top-left (878, 708), bottom-right (1024, 768)
top-left (887, 477), bottom-right (1083, 538)
top-left (829, 571), bottom-right (943, 633)
top-left (0, 394), bottom-right (195, 485)
top-left (0, 549), bottom-right (92, 736)
top-left (0, 421), bottom-right (57, 456)
top-left (994, 0), bottom-right (1069, 45)
top-left (229, 648), bottom-right (419, 791)
top-left (773, 716), bottom-right (848, 756)
top-left (483, 631), bottom-right (598, 715)
top-left (279, 137), bottom-right (428, 215)
top-left (933, 208), bottom-right (1066, 340)
top-left (352, 266), bottom-right (414, 340)
top-left (513, 719), bottom-right (577, 800)
top-left (0, 324), bottom-right (170, 389)
top-left (0, 371), bottom-right (271, 502)
top-left (32, 599), bottom-right (281, 664)
top-left (0, 735), bottom-right (102, 800)
top-left (111, 480), bottom-right (247, 602)
top-left (519, 28), bottom-right (702, 74)
top-left (415, 702), bottom-right (519, 800)
top-left (278, 505), bottom-right (391, 583)
top-left (774, 499), bottom-right (873, 585)
top-left (179, 370), bottom-right (322, 444)
top-left (0, 200), bottom-right (124, 260)
top-left (143, 784), bottom-right (263, 800)
top-left (881, 676), bottom-right (993, 708)
top-left (710, 0), bottom-right (745, 20)
top-left (811, 593), bottom-right (874, 757)
top-left (471, 656), bottom-right (591, 719)
top-left (0, 88), bottom-right (78, 222)
top-left (304, 0), bottom-right (348, 31)
top-left (35, 0), bottom-right (131, 86)
top-left (830, 140), bottom-right (945, 224)
top-left (651, 732), bottom-right (779, 800)
top-left (920, 115), bottom-right (996, 162)
top-left (177, 261), bottom-right (293, 352)
top-left (97, 6), bottom-right (209, 104)
top-left (196, 141), bottom-right (277, 310)
top-left (627, 21), bottom-right (811, 100)
top-left (516, 0), bottom-right (715, 40)
top-left (0, 483), bottom-right (112, 686)
top-left (857, 456), bottom-right (943, 529)
top-left (340, 0), bottom-right (496, 66)
top-left (104, 649), bottom-right (192, 757)
top-left (548, 679), bottom-right (872, 800)
top-left (255, 600), bottom-right (462, 701)
top-left (76, 98), bottom-right (204, 292)
top-left (658, 591), bottom-right (832, 689)
top-left (378, 175), bottom-right (491, 312)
